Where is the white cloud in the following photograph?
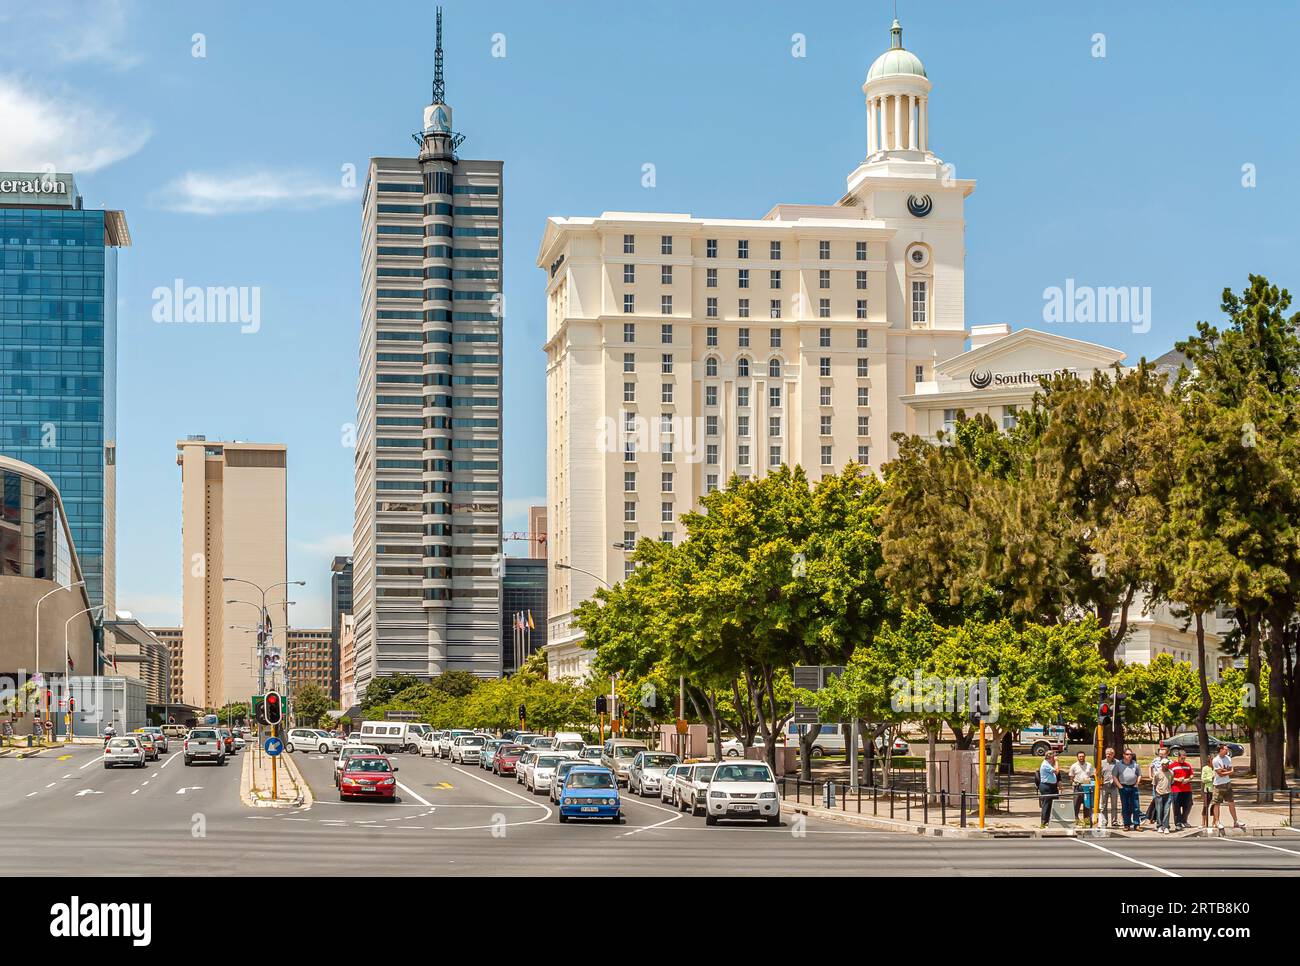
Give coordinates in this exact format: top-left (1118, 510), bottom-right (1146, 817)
top-left (154, 169), bottom-right (360, 215)
top-left (0, 0), bottom-right (141, 70)
top-left (0, 75), bottom-right (151, 173)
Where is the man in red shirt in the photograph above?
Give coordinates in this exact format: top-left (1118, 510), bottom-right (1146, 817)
top-left (1168, 748), bottom-right (1194, 831)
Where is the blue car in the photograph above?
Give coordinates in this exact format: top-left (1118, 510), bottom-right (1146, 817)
top-left (556, 765), bottom-right (623, 824)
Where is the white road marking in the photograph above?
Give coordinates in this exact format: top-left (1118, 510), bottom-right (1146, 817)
top-left (1222, 836), bottom-right (1300, 858)
top-left (1073, 837), bottom-right (1180, 877)
top-left (45, 782), bottom-right (56, 788)
top-left (79, 754), bottom-right (104, 771)
top-left (175, 787), bottom-right (202, 795)
top-left (450, 764), bottom-right (553, 826)
top-left (395, 782), bottom-right (433, 806)
top-left (25, 792), bottom-right (37, 798)
top-left (159, 753), bottom-right (180, 770)
top-left (621, 814), bottom-right (682, 837)
top-left (75, 789), bottom-right (103, 797)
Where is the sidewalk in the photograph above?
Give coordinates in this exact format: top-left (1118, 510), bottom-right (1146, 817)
top-left (241, 744), bottom-right (312, 808)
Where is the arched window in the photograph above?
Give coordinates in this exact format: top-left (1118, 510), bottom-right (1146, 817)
top-left (737, 357), bottom-right (750, 378)
top-left (705, 356), bottom-right (718, 377)
top-left (768, 357), bottom-right (782, 378)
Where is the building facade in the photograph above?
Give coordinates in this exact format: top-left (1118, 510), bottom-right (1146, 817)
top-left (539, 20), bottom-right (971, 668)
top-left (338, 613), bottom-right (357, 710)
top-left (527, 504), bottom-right (547, 559)
top-left (0, 455), bottom-right (97, 706)
top-left (0, 172), bottom-right (129, 617)
top-left (352, 11), bottom-right (503, 690)
top-left (329, 555), bottom-right (353, 701)
top-left (177, 437), bottom-right (288, 707)
top-left (502, 557), bottom-right (546, 675)
top-left (286, 627), bottom-right (333, 697)
top-left (149, 626), bottom-right (185, 704)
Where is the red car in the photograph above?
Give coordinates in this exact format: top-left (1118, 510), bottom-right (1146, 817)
top-left (338, 755), bottom-right (399, 801)
top-left (493, 743), bottom-right (525, 777)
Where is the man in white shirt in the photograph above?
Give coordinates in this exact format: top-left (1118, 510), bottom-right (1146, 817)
top-left (1098, 748), bottom-right (1119, 828)
top-left (1211, 744), bottom-right (1246, 830)
top-left (1068, 751), bottom-right (1095, 826)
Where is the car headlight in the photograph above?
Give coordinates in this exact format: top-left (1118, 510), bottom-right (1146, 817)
top-left (759, 791), bottom-right (777, 799)
top-left (710, 791), bottom-right (727, 799)
top-left (380, 778), bottom-right (395, 786)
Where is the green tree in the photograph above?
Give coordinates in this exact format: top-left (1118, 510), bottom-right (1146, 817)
top-left (432, 670), bottom-right (481, 698)
top-left (291, 682), bottom-right (332, 729)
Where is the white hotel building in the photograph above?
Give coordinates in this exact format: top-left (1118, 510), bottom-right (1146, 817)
top-left (538, 20), bottom-right (1226, 682)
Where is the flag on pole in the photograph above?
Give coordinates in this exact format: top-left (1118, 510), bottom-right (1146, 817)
top-left (526, 611), bottom-right (535, 631)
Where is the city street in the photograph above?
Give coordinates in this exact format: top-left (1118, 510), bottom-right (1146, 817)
top-left (3, 744), bottom-right (1300, 876)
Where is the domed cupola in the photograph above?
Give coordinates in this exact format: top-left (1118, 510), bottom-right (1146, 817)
top-left (862, 19), bottom-right (932, 159)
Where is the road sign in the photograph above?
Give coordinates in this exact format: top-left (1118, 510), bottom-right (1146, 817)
top-left (264, 737), bottom-right (283, 757)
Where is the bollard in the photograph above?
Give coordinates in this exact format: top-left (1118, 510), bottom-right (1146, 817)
top-left (823, 780), bottom-right (835, 809)
top-left (960, 790), bottom-right (967, 828)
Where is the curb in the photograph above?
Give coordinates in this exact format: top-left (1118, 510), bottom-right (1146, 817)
top-left (781, 803), bottom-right (1296, 840)
top-left (240, 748), bottom-right (312, 809)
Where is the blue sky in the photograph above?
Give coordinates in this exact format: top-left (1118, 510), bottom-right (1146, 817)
top-left (3, 0), bottom-right (1297, 627)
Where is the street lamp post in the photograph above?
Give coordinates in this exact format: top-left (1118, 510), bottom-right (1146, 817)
top-left (34, 580), bottom-right (85, 720)
top-left (555, 562), bottom-right (610, 589)
top-left (222, 578), bottom-right (303, 729)
top-left (62, 605), bottom-right (101, 740)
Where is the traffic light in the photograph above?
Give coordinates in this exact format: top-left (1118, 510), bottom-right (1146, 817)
top-left (517, 704), bottom-right (526, 723)
top-left (595, 694), bottom-right (608, 715)
top-left (264, 690), bottom-right (283, 727)
top-left (251, 694), bottom-right (265, 724)
top-left (1114, 692), bottom-right (1127, 727)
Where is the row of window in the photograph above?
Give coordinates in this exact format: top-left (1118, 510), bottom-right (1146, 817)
top-left (623, 235), bottom-right (869, 261)
top-left (621, 292), bottom-right (878, 320)
top-left (623, 264), bottom-right (865, 291)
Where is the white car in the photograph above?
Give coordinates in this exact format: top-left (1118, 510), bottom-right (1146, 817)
top-left (438, 729), bottom-right (475, 759)
top-left (660, 764), bottom-right (684, 805)
top-left (104, 736), bottom-right (146, 769)
top-left (416, 731), bottom-right (441, 757)
top-left (515, 749), bottom-right (540, 785)
top-left (676, 762), bottom-right (720, 816)
top-left (578, 745), bottom-right (603, 761)
top-left (628, 751), bottom-right (679, 797)
top-left (705, 760), bottom-right (780, 825)
top-left (525, 753), bottom-right (568, 795)
top-left (450, 734), bottom-right (488, 764)
top-left (334, 744), bottom-right (381, 786)
top-left (554, 738), bottom-right (585, 756)
top-left (286, 728), bottom-right (341, 754)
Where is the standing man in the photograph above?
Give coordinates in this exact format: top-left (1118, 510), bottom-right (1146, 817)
top-left (1143, 743), bottom-right (1168, 828)
top-left (1068, 750), bottom-right (1095, 827)
top-left (1152, 755), bottom-right (1173, 833)
top-left (1168, 749), bottom-right (1194, 830)
top-left (1098, 747), bottom-right (1119, 828)
top-left (1211, 743), bottom-right (1247, 831)
top-left (1114, 748), bottom-right (1143, 831)
top-left (1037, 751), bottom-right (1062, 829)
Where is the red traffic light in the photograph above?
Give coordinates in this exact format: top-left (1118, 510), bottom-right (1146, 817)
top-left (1100, 703), bottom-right (1111, 717)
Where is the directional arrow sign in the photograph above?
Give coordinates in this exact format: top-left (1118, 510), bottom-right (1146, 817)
top-left (176, 786), bottom-right (203, 795)
top-left (264, 737), bottom-right (283, 757)
top-left (75, 789), bottom-right (103, 797)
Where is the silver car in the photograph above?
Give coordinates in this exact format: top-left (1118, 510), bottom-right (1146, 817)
top-left (676, 762), bottom-right (719, 816)
top-left (549, 758), bottom-right (592, 803)
top-left (628, 751), bottom-right (679, 797)
top-left (450, 734), bottom-right (487, 764)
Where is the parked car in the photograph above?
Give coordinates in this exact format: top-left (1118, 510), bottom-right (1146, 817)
top-left (334, 744), bottom-right (381, 785)
top-left (705, 760), bottom-right (780, 826)
top-left (493, 743), bottom-right (525, 777)
top-left (1164, 733), bottom-right (1245, 758)
top-left (450, 734), bottom-right (488, 765)
top-left (438, 729), bottom-right (476, 759)
top-left (183, 728), bottom-right (227, 766)
top-left (556, 766), bottom-right (623, 824)
top-left (480, 738), bottom-right (511, 770)
top-left (600, 738), bottom-right (648, 786)
top-left (286, 728), bottom-right (340, 754)
top-left (338, 755), bottom-right (399, 802)
top-left (104, 736), bottom-right (146, 769)
top-left (676, 762), bottom-right (720, 816)
top-left (525, 753), bottom-right (568, 795)
top-left (515, 749), bottom-right (541, 785)
top-left (628, 751), bottom-right (679, 797)
top-left (549, 759), bottom-right (592, 803)
top-left (130, 731), bottom-right (160, 761)
top-left (1010, 724), bottom-right (1068, 757)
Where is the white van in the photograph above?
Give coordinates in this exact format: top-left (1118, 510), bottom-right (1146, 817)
top-left (359, 720), bottom-right (425, 753)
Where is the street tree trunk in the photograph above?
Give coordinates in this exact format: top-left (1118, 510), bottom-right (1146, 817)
top-left (1195, 612), bottom-right (1212, 762)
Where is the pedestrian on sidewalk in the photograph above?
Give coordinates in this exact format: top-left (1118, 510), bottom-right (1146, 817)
top-left (1211, 744), bottom-right (1247, 831)
top-left (1200, 759), bottom-right (1215, 830)
top-left (1098, 747), bottom-right (1119, 828)
top-left (1114, 749), bottom-right (1142, 830)
top-left (1168, 749), bottom-right (1194, 830)
top-left (1143, 743), bottom-right (1168, 828)
top-left (1152, 756), bottom-right (1173, 832)
top-left (1038, 751), bottom-right (1061, 828)
top-left (1068, 751), bottom-right (1094, 826)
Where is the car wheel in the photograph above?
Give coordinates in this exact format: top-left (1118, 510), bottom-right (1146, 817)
top-left (285, 743), bottom-right (295, 753)
top-left (1032, 743), bottom-right (1049, 757)
top-left (766, 816), bottom-right (780, 827)
top-left (103, 762), bottom-right (111, 769)
top-left (726, 749), bottom-right (740, 757)
top-left (810, 746), bottom-right (825, 758)
top-left (706, 815), bottom-right (718, 826)
top-left (614, 814), bottom-right (624, 824)
top-left (184, 757), bottom-right (192, 766)
top-left (319, 744), bottom-right (329, 754)
top-left (558, 813), bottom-right (568, 823)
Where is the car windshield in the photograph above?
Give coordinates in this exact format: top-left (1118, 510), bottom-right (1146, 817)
top-left (346, 758), bottom-right (392, 773)
top-left (536, 756), bottom-right (564, 769)
top-left (340, 746), bottom-right (377, 757)
top-left (461, 737), bottom-right (486, 746)
top-left (109, 739), bottom-right (135, 748)
top-left (557, 741), bottom-right (584, 751)
top-left (314, 730), bottom-right (332, 738)
top-left (566, 771), bottom-right (615, 789)
top-left (693, 766), bottom-right (718, 781)
top-left (643, 755), bottom-right (676, 768)
top-left (581, 747), bottom-right (601, 757)
top-left (615, 746), bottom-right (643, 759)
top-left (190, 730), bottom-right (217, 739)
top-left (713, 763), bottom-right (773, 783)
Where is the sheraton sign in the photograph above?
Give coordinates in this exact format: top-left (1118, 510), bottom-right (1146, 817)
top-left (0, 172), bottom-right (76, 205)
top-left (0, 177), bottom-right (67, 194)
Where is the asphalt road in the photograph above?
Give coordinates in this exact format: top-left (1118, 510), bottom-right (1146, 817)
top-left (3, 743), bottom-right (1300, 876)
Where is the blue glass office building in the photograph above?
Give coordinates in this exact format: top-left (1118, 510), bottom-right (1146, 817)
top-left (0, 173), bottom-right (129, 615)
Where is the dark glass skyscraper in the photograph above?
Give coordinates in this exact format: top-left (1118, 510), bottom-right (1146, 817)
top-left (0, 173), bottom-right (129, 615)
